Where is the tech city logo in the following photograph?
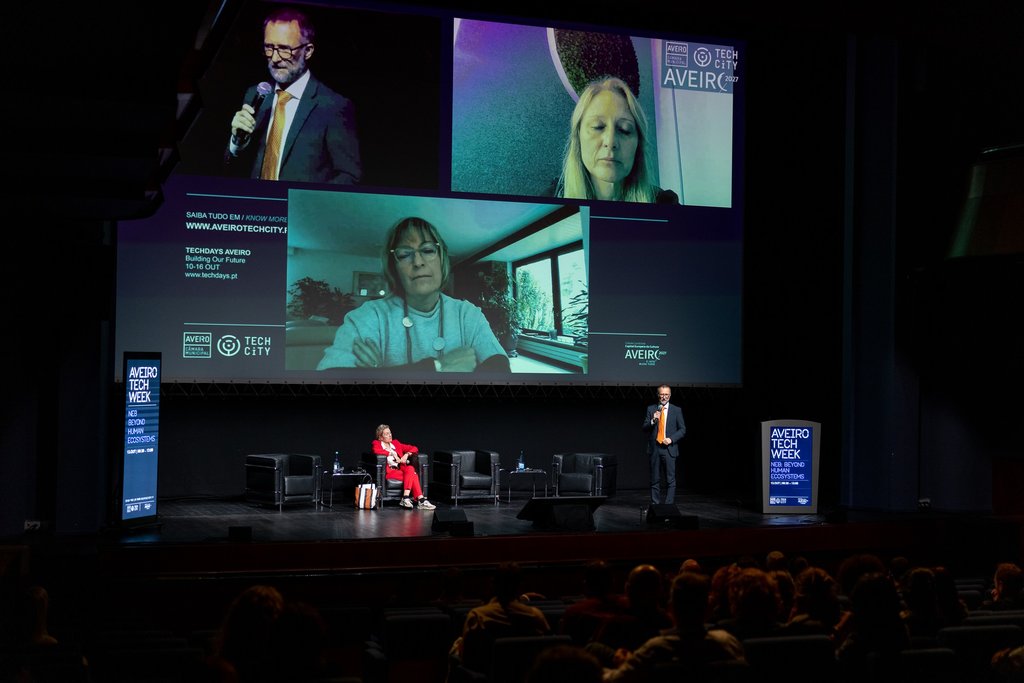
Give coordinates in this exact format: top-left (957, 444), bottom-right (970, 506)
top-left (217, 335), bottom-right (242, 357)
top-left (219, 334), bottom-right (272, 358)
top-left (183, 331), bottom-right (272, 359)
top-left (624, 342), bottom-right (666, 367)
top-left (661, 41), bottom-right (739, 93)
top-left (693, 46), bottom-right (712, 68)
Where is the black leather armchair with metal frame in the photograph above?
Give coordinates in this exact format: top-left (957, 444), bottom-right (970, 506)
top-left (431, 450), bottom-right (500, 504)
top-left (551, 453), bottom-right (617, 497)
top-left (361, 451), bottom-right (430, 507)
top-left (244, 453), bottom-right (321, 511)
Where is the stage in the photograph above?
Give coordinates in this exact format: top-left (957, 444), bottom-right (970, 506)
top-left (13, 488), bottom-right (1021, 644)
top-left (83, 489), bottom-right (1020, 581)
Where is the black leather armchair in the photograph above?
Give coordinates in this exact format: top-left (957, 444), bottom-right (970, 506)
top-left (552, 453), bottom-right (617, 497)
top-left (244, 453), bottom-right (321, 511)
top-left (361, 451), bottom-right (430, 507)
top-left (431, 450), bottom-right (500, 503)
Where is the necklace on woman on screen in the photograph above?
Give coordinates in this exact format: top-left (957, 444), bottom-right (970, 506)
top-left (402, 298), bottom-right (445, 366)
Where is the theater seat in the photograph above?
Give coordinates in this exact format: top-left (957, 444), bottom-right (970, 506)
top-left (552, 453), bottom-right (617, 497)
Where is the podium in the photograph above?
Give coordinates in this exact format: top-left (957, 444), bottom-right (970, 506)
top-left (761, 420), bottom-right (821, 514)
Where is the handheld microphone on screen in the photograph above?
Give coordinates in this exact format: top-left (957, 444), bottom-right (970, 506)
top-left (235, 81), bottom-right (274, 146)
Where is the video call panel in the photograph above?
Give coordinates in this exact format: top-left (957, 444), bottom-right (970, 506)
top-left (115, 0), bottom-right (745, 387)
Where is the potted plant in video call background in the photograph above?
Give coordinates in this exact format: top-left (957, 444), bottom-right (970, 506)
top-left (475, 265), bottom-right (523, 357)
top-left (287, 277), bottom-right (356, 326)
top-left (561, 283), bottom-right (589, 372)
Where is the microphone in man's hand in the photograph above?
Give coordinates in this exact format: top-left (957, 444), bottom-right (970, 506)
top-left (236, 81), bottom-right (274, 146)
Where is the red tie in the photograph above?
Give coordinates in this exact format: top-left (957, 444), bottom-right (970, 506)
top-left (657, 406), bottom-right (666, 444)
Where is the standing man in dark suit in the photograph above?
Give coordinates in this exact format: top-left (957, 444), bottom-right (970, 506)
top-left (226, 6), bottom-right (361, 184)
top-left (642, 384), bottom-right (685, 505)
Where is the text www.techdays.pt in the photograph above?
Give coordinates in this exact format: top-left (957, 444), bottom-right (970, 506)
top-left (185, 271), bottom-right (237, 280)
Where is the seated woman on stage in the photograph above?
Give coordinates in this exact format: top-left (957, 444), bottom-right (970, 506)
top-left (372, 424), bottom-right (435, 509)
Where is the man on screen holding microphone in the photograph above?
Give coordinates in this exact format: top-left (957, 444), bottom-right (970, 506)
top-left (225, 6), bottom-right (361, 184)
top-left (643, 384), bottom-right (686, 506)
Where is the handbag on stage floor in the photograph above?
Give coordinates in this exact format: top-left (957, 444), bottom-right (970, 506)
top-left (356, 483), bottom-right (377, 509)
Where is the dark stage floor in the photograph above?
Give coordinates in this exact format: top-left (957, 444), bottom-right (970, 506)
top-left (85, 489), bottom-right (1022, 582)
top-left (148, 489), bottom-right (782, 544)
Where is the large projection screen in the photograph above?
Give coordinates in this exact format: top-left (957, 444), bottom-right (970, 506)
top-left (115, 0), bottom-right (745, 386)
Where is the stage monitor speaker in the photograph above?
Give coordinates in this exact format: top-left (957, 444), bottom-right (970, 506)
top-left (646, 505), bottom-right (698, 530)
top-left (516, 496), bottom-right (607, 531)
top-left (432, 508), bottom-right (474, 536)
top-left (228, 525), bottom-right (252, 542)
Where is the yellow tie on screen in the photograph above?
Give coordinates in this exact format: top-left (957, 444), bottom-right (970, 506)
top-left (657, 406), bottom-right (666, 444)
top-left (260, 90), bottom-right (293, 180)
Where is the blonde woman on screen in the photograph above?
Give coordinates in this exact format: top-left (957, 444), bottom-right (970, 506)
top-left (556, 77), bottom-right (677, 204)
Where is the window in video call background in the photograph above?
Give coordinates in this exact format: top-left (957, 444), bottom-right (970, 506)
top-left (114, 0), bottom-right (745, 387)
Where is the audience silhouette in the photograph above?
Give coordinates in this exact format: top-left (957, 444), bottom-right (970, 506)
top-left (603, 571), bottom-right (745, 682)
top-left (982, 562), bottom-right (1024, 611)
top-left (6, 542), bottom-right (1023, 683)
top-left (835, 572), bottom-right (911, 677)
top-left (779, 566), bottom-right (842, 637)
top-left (453, 562), bottom-right (552, 676)
top-left (589, 564), bottom-right (671, 661)
top-left (559, 560), bottom-right (622, 646)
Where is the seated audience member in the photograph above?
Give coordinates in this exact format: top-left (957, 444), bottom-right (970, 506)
top-left (591, 564), bottom-right (672, 658)
top-left (899, 566), bottom-right (945, 638)
top-left (603, 572), bottom-right (745, 683)
top-left (265, 600), bottom-right (329, 681)
top-left (779, 566), bottom-right (842, 637)
top-left (560, 560), bottom-right (623, 646)
top-left (677, 558), bottom-right (703, 575)
top-left (982, 562), bottom-right (1024, 611)
top-left (207, 584), bottom-right (285, 682)
top-left (932, 566), bottom-right (968, 627)
top-left (835, 572), bottom-right (910, 678)
top-left (765, 550), bottom-right (788, 573)
top-left (372, 423), bottom-right (435, 510)
top-left (716, 567), bottom-right (784, 640)
top-left (18, 585), bottom-right (59, 647)
top-left (454, 562), bottom-right (552, 674)
top-left (770, 569), bottom-right (796, 622)
top-left (888, 555), bottom-right (911, 589)
top-left (833, 552), bottom-right (887, 642)
top-left (992, 643), bottom-right (1024, 682)
top-left (836, 553), bottom-right (887, 601)
top-left (527, 644), bottom-right (603, 683)
top-left (0, 584), bottom-right (91, 681)
top-left (790, 555), bottom-right (811, 577)
top-left (707, 563), bottom-right (741, 624)
top-left (317, 216), bottom-right (510, 373)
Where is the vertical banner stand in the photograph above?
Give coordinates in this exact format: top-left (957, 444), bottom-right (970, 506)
top-left (761, 419), bottom-right (820, 514)
top-left (120, 352), bottom-right (162, 531)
